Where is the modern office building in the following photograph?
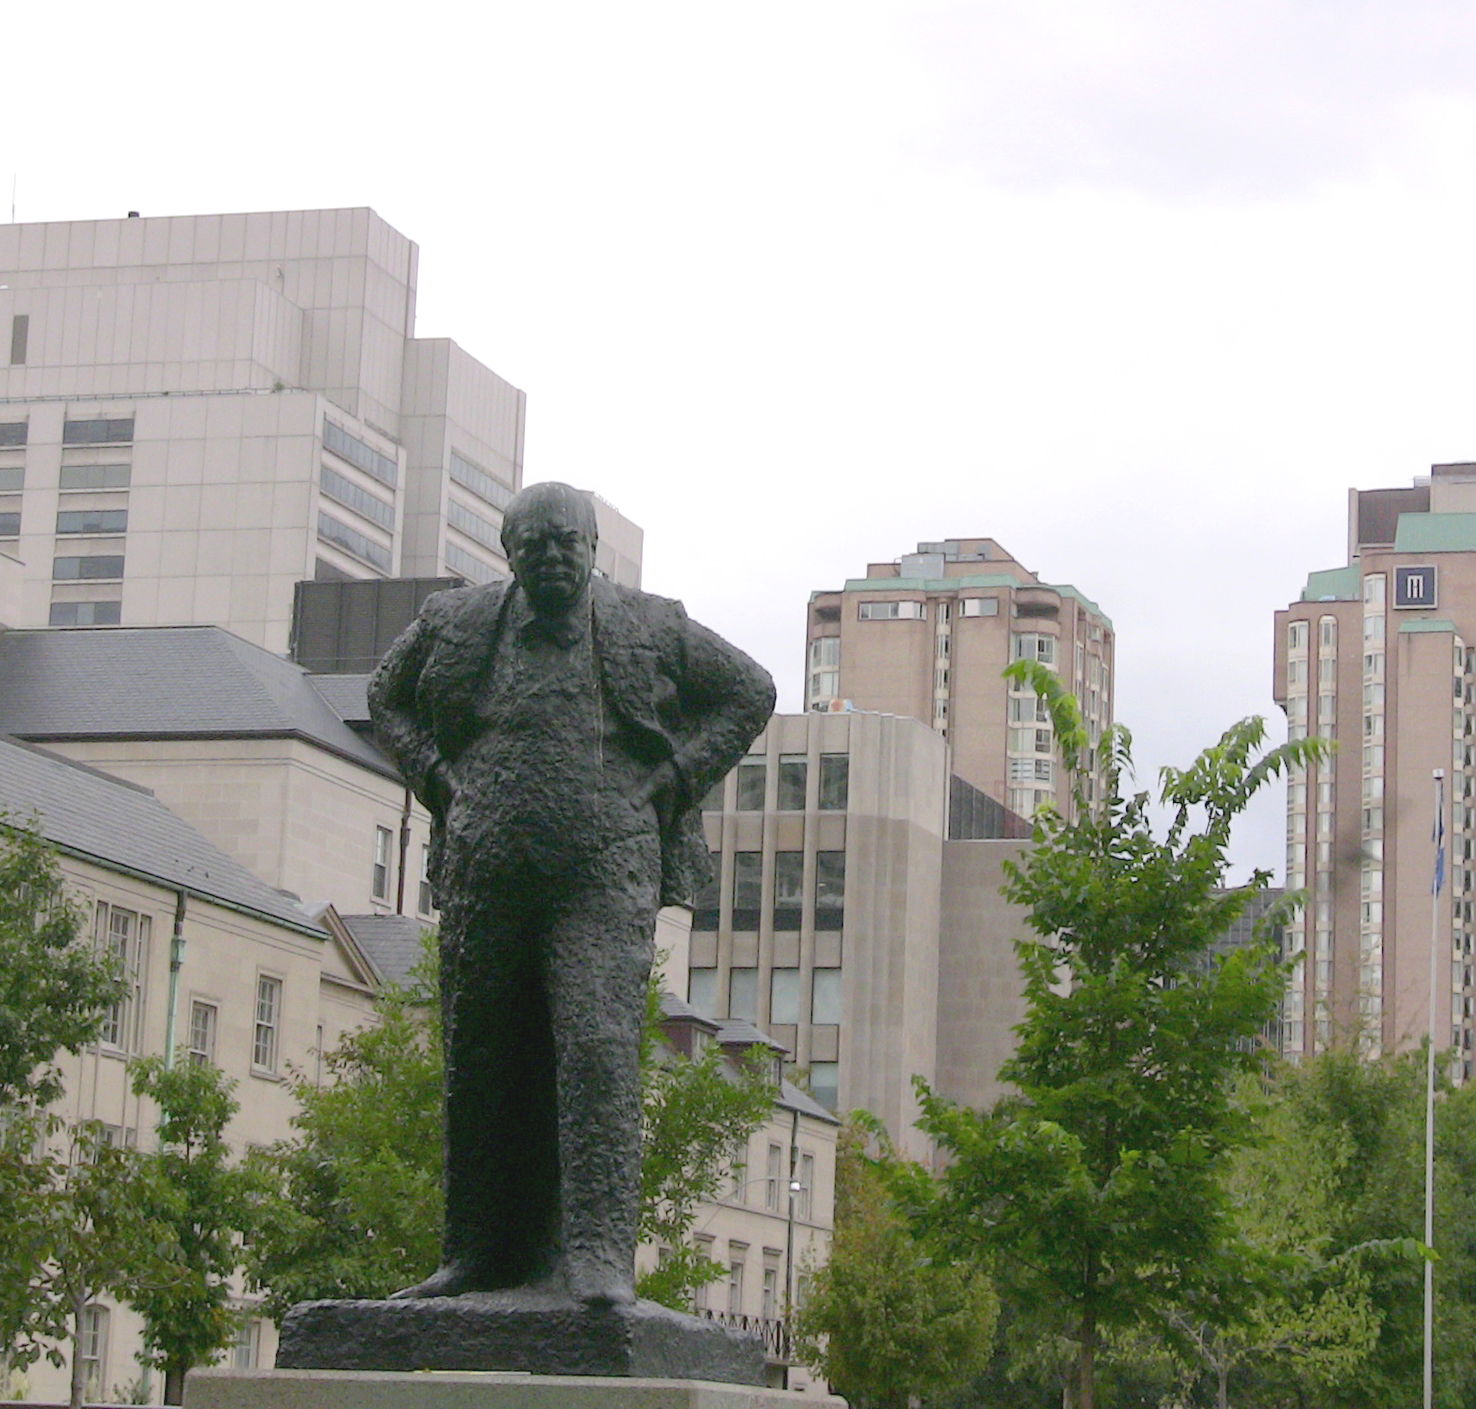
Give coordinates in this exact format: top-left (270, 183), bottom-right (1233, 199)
top-left (806, 538), bottom-right (1113, 817)
top-left (0, 207), bottom-right (641, 653)
top-left (690, 708), bottom-right (1032, 1154)
top-left (1274, 464), bottom-right (1476, 1073)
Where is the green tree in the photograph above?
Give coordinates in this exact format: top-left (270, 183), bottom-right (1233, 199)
top-left (127, 1056), bottom-right (257, 1405)
top-left (0, 817), bottom-right (125, 1372)
top-left (909, 663), bottom-right (1323, 1409)
top-left (245, 955), bottom-right (444, 1318)
top-left (792, 1118), bottom-right (997, 1409)
top-left (637, 979), bottom-right (775, 1310)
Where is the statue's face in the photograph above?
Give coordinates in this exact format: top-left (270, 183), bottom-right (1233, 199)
top-left (506, 499), bottom-right (596, 615)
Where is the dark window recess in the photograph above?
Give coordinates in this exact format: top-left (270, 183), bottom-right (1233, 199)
top-left (776, 760), bottom-right (807, 811)
top-left (814, 851), bottom-right (845, 930)
top-left (290, 576), bottom-right (461, 673)
top-left (9, 314), bottom-right (28, 366)
top-left (818, 754), bottom-right (849, 810)
top-left (735, 760), bottom-right (766, 810)
top-left (772, 851), bottom-right (804, 930)
top-left (63, 418), bottom-right (135, 445)
top-left (56, 509), bottom-right (127, 535)
top-left (948, 775), bottom-right (1032, 840)
top-left (53, 555), bottom-right (125, 580)
top-left (0, 422), bottom-right (27, 447)
top-left (0, 512), bottom-right (19, 536)
top-left (59, 464), bottom-right (130, 490)
top-left (692, 859), bottom-right (720, 931)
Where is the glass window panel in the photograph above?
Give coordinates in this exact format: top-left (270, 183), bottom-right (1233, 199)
top-left (735, 760), bottom-right (766, 811)
top-left (732, 852), bottom-right (762, 910)
top-left (811, 967), bottom-right (842, 1024)
top-left (688, 967), bottom-right (717, 1016)
top-left (777, 757), bottom-right (807, 811)
top-left (770, 969), bottom-right (800, 1024)
top-left (809, 1061), bottom-right (839, 1111)
top-left (729, 968), bottom-right (757, 1022)
top-left (818, 754), bottom-right (848, 810)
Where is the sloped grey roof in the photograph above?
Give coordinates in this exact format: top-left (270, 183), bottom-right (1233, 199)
top-left (0, 627), bottom-right (396, 778)
top-left (715, 1017), bottom-right (788, 1054)
top-left (0, 737), bottom-right (325, 935)
top-left (778, 1078), bottom-right (840, 1125)
top-left (338, 913), bottom-right (429, 986)
top-left (659, 990), bottom-right (721, 1031)
top-left (308, 673), bottom-right (374, 726)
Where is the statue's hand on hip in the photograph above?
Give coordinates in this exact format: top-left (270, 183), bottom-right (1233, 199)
top-left (625, 761), bottom-right (678, 821)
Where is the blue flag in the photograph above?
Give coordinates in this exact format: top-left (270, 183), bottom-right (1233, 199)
top-left (1434, 801), bottom-right (1447, 897)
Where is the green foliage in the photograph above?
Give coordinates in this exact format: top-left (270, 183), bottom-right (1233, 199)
top-left (0, 815), bottom-right (124, 1105)
top-left (792, 1119), bottom-right (997, 1409)
top-left (910, 662), bottom-right (1327, 1409)
top-left (245, 946), bottom-right (443, 1318)
top-left (127, 1056), bottom-right (257, 1405)
top-left (637, 976), bottom-right (776, 1309)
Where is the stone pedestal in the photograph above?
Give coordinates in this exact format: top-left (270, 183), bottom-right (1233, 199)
top-left (184, 1370), bottom-right (841, 1409)
top-left (274, 1296), bottom-right (765, 1384)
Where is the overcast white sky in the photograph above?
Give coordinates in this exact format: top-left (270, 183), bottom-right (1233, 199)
top-left (12, 0), bottom-right (1476, 878)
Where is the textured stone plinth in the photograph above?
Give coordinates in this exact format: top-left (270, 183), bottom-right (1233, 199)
top-left (186, 1370), bottom-right (838, 1409)
top-left (274, 1296), bottom-right (766, 1384)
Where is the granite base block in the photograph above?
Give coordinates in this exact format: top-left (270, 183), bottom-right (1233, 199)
top-left (185, 1371), bottom-right (840, 1409)
top-left (274, 1296), bottom-right (766, 1384)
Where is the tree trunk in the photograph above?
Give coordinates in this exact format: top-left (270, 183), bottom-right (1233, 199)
top-left (165, 1361), bottom-right (186, 1405)
top-left (1217, 1362), bottom-right (1230, 1409)
top-left (1077, 1315), bottom-right (1097, 1409)
top-left (68, 1290), bottom-right (88, 1409)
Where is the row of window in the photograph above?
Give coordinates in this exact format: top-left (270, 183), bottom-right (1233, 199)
top-left (0, 417), bottom-right (134, 448)
top-left (318, 510), bottom-right (391, 572)
top-left (449, 449), bottom-right (515, 511)
top-left (371, 826), bottom-right (436, 916)
top-left (688, 965), bottom-right (841, 1026)
top-left (321, 465), bottom-right (394, 530)
top-left (0, 462), bottom-right (133, 493)
top-left (447, 497), bottom-right (503, 552)
top-left (854, 597), bottom-right (1002, 622)
top-left (94, 901), bottom-right (285, 1073)
top-left (75, 1305), bottom-right (264, 1395)
top-left (696, 850), bottom-right (846, 930)
top-left (445, 541), bottom-right (500, 585)
top-left (724, 755), bottom-right (849, 812)
top-left (0, 507), bottom-right (129, 538)
top-left (324, 421), bottom-right (397, 488)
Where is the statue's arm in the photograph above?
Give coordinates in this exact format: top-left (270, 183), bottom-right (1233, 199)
top-left (668, 616), bottom-right (776, 805)
top-left (367, 606), bottom-right (447, 811)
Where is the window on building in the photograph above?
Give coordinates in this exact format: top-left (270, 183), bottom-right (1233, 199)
top-left (0, 466), bottom-right (22, 490)
top-left (732, 851), bottom-right (763, 929)
top-left (232, 1318), bottom-right (261, 1369)
top-left (4, 312), bottom-right (22, 363)
top-left (799, 1151), bottom-right (815, 1219)
top-left (188, 1000), bottom-right (218, 1066)
top-left (0, 511), bottom-right (18, 537)
top-left (63, 417), bottom-right (134, 445)
top-left (372, 826), bottom-right (393, 901)
top-left (321, 466), bottom-right (395, 530)
top-left (49, 601), bottom-right (122, 626)
top-left (58, 463), bottom-right (131, 490)
top-left (959, 596), bottom-right (998, 617)
top-left (688, 967), bottom-right (718, 1016)
top-left (1009, 694), bottom-right (1050, 724)
top-left (78, 1304), bottom-right (108, 1396)
top-left (418, 845), bottom-right (434, 916)
top-left (1012, 632), bottom-right (1056, 665)
top-left (770, 968), bottom-right (800, 1025)
top-left (735, 759), bottom-right (766, 811)
top-left (773, 852), bottom-right (803, 929)
top-left (449, 449), bottom-right (515, 510)
top-left (97, 904), bottom-right (149, 1052)
top-left (729, 1143), bottom-right (749, 1202)
top-left (318, 511), bottom-right (392, 573)
top-left (729, 969), bottom-right (758, 1022)
top-left (777, 756), bottom-right (807, 810)
top-left (324, 421), bottom-right (398, 487)
top-left (810, 1061), bottom-right (839, 1111)
top-left (253, 975), bottom-right (282, 1073)
top-left (818, 754), bottom-right (849, 810)
top-left (809, 636), bottom-right (839, 669)
top-left (0, 421), bottom-right (25, 448)
top-left (693, 1239), bottom-right (715, 1309)
top-left (53, 554), bottom-right (124, 580)
top-left (811, 967), bottom-right (842, 1025)
top-left (1287, 620), bottom-right (1308, 651)
top-left (815, 852), bottom-right (845, 929)
top-left (858, 599), bottom-right (924, 620)
top-left (765, 1142), bottom-right (783, 1211)
top-left (55, 508), bottom-right (128, 535)
top-left (727, 1254), bottom-right (746, 1315)
top-left (762, 1264), bottom-right (779, 1320)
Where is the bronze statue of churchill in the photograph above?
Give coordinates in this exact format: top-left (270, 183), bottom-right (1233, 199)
top-left (368, 481), bottom-right (775, 1307)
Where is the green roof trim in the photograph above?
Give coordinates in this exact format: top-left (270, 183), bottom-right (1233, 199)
top-left (1398, 618), bottom-right (1458, 635)
top-left (839, 577), bottom-right (1112, 626)
top-left (1393, 513), bottom-right (1476, 553)
top-left (1302, 565), bottom-right (1360, 602)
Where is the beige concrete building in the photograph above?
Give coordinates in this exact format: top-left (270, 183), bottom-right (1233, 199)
top-left (689, 708), bottom-right (1031, 1155)
top-left (806, 538), bottom-right (1113, 818)
top-left (1274, 464), bottom-right (1476, 1073)
top-left (0, 735), bottom-right (383, 1401)
top-left (0, 208), bottom-right (640, 654)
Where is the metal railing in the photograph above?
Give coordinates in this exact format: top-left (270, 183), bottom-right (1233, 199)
top-left (698, 1309), bottom-right (791, 1362)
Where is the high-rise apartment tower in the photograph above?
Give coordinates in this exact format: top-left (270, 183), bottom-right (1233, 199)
top-left (1274, 464), bottom-right (1476, 1073)
top-left (806, 538), bottom-right (1114, 818)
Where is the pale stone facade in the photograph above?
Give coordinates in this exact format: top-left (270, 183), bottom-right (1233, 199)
top-left (0, 208), bottom-right (640, 655)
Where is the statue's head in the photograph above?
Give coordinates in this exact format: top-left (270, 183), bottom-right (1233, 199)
top-left (502, 481), bottom-right (599, 616)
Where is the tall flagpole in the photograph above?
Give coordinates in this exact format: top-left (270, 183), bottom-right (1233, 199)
top-left (1424, 767), bottom-right (1445, 1409)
